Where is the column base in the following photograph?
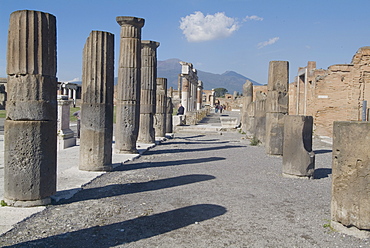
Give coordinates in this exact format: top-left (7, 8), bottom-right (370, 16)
top-left (4, 197), bottom-right (51, 207)
top-left (331, 220), bottom-right (370, 239)
top-left (79, 164), bottom-right (113, 172)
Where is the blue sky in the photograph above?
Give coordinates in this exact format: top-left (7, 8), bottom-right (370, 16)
top-left (1, 0), bottom-right (369, 88)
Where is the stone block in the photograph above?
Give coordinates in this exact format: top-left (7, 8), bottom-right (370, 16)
top-left (282, 115), bottom-right (315, 177)
top-left (79, 128), bottom-right (112, 171)
top-left (138, 113), bottom-right (155, 143)
top-left (331, 121), bottom-right (370, 230)
top-left (4, 120), bottom-right (56, 204)
top-left (220, 117), bottom-right (239, 128)
top-left (6, 74), bottom-right (57, 121)
top-left (267, 61), bottom-right (289, 92)
top-left (265, 112), bottom-right (285, 155)
top-left (115, 102), bottom-right (139, 153)
top-left (266, 91), bottom-right (289, 114)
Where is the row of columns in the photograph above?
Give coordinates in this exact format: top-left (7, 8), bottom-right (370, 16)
top-left (241, 61), bottom-right (370, 236)
top-left (3, 11), bottom-right (172, 206)
top-left (178, 62), bottom-right (202, 113)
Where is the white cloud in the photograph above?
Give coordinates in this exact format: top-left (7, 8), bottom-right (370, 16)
top-left (60, 77), bottom-right (81, 83)
top-left (179, 11), bottom-right (239, 42)
top-left (257, 37), bottom-right (280, 49)
top-left (244, 15), bottom-right (263, 21)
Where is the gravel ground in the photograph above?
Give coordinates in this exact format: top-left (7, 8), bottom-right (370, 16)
top-left (0, 130), bottom-right (369, 247)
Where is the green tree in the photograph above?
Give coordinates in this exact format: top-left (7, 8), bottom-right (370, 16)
top-left (214, 87), bottom-right (228, 97)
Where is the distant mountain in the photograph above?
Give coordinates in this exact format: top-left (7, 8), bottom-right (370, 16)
top-left (157, 58), bottom-right (260, 93)
top-left (72, 58), bottom-right (260, 94)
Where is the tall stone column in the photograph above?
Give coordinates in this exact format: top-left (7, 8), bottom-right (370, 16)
top-left (79, 31), bottom-right (114, 171)
top-left (4, 10), bottom-right (57, 206)
top-left (210, 89), bottom-right (215, 106)
top-left (197, 80), bottom-right (203, 110)
top-left (265, 61), bottom-right (289, 155)
top-left (166, 96), bottom-right (173, 133)
top-left (331, 121), bottom-right (370, 231)
top-left (155, 78), bottom-right (167, 137)
top-left (137, 40), bottom-right (160, 144)
top-left (181, 76), bottom-right (189, 113)
top-left (241, 80), bottom-right (253, 133)
top-left (115, 16), bottom-right (144, 153)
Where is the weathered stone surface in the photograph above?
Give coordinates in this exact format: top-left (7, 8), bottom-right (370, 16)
top-left (266, 91), bottom-right (289, 114)
top-left (265, 113), bottom-right (285, 155)
top-left (282, 115), bottom-right (315, 177)
top-left (4, 10), bottom-right (57, 206)
top-left (4, 120), bottom-right (57, 203)
top-left (252, 91), bottom-right (266, 143)
top-left (7, 10), bottom-right (56, 76)
top-left (6, 74), bottom-right (57, 121)
top-left (155, 78), bottom-right (167, 137)
top-left (79, 104), bottom-right (113, 171)
top-left (241, 80), bottom-right (253, 133)
top-left (166, 97), bottom-right (173, 133)
top-left (267, 61), bottom-right (289, 93)
top-left (115, 102), bottom-right (140, 153)
top-left (137, 40), bottom-right (159, 144)
top-left (331, 121), bottom-right (370, 230)
top-left (115, 16), bottom-right (144, 153)
top-left (80, 31), bottom-right (114, 171)
top-left (265, 61), bottom-right (289, 155)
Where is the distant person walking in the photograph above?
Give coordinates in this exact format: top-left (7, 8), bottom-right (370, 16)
top-left (215, 104), bottom-right (219, 113)
top-left (177, 103), bottom-right (185, 115)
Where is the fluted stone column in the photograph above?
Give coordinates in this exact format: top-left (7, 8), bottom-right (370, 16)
top-left (4, 10), bottom-right (57, 207)
top-left (181, 76), bottom-right (189, 113)
top-left (241, 80), bottom-right (253, 133)
top-left (331, 121), bottom-right (370, 231)
top-left (115, 16), bottom-right (144, 153)
top-left (166, 97), bottom-right (173, 133)
top-left (282, 115), bottom-right (315, 178)
top-left (265, 61), bottom-right (289, 155)
top-left (79, 31), bottom-right (114, 171)
top-left (137, 40), bottom-right (160, 144)
top-left (155, 78), bottom-right (167, 137)
top-left (210, 89), bottom-right (215, 106)
top-left (197, 80), bottom-right (203, 110)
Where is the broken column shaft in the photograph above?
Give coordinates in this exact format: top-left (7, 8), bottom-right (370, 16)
top-left (137, 40), bottom-right (160, 144)
top-left (265, 61), bottom-right (289, 155)
top-left (79, 31), bottom-right (114, 171)
top-left (155, 78), bottom-right (167, 137)
top-left (4, 10), bottom-right (57, 206)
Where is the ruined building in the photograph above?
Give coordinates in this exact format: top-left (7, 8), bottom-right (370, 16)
top-left (290, 47), bottom-right (370, 137)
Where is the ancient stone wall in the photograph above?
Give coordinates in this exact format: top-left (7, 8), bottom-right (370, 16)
top-left (290, 47), bottom-right (370, 137)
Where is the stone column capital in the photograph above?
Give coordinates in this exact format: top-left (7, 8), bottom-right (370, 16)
top-left (116, 16), bottom-right (145, 28)
top-left (141, 40), bottom-right (160, 49)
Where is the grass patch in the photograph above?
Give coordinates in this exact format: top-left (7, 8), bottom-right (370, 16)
top-left (1, 200), bottom-right (7, 207)
top-left (250, 136), bottom-right (260, 146)
top-left (0, 110), bottom-right (6, 118)
top-left (323, 219), bottom-right (336, 233)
